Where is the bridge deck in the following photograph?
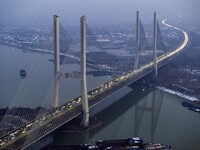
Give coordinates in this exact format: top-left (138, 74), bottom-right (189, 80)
top-left (1, 58), bottom-right (172, 150)
top-left (1, 20), bottom-right (188, 149)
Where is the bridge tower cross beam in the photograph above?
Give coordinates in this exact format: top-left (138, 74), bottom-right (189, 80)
top-left (153, 12), bottom-right (158, 77)
top-left (134, 11), bottom-right (140, 70)
top-left (80, 16), bottom-right (89, 127)
top-left (53, 15), bottom-right (60, 108)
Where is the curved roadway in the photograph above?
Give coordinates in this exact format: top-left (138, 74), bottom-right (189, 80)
top-left (0, 19), bottom-right (189, 150)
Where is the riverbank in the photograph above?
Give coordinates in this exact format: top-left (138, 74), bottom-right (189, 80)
top-left (141, 31), bottom-right (200, 101)
top-left (157, 86), bottom-right (199, 102)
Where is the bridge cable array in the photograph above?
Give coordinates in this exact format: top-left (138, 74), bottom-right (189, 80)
top-left (0, 12), bottom-right (186, 149)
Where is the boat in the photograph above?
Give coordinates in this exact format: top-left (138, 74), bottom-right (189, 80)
top-left (182, 101), bottom-right (200, 110)
top-left (144, 143), bottom-right (171, 150)
top-left (20, 69), bottom-right (26, 77)
top-left (44, 137), bottom-right (171, 149)
top-left (188, 107), bottom-right (200, 113)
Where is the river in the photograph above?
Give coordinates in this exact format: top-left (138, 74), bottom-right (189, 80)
top-left (0, 45), bottom-right (111, 108)
top-left (0, 45), bottom-right (200, 150)
top-left (51, 85), bottom-right (200, 150)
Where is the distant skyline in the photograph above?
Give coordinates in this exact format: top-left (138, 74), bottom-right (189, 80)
top-left (0, 0), bottom-right (199, 26)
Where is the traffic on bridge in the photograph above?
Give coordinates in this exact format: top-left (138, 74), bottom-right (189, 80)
top-left (0, 18), bottom-right (189, 149)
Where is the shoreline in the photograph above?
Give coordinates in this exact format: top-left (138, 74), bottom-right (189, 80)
top-left (0, 43), bottom-right (112, 71)
top-left (157, 86), bottom-right (199, 102)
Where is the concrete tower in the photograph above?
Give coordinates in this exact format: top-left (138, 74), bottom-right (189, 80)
top-left (53, 15), bottom-right (60, 108)
top-left (80, 16), bottom-right (89, 127)
top-left (134, 11), bottom-right (140, 70)
top-left (153, 12), bottom-right (158, 77)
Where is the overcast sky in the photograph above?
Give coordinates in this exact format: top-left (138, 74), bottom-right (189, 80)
top-left (0, 0), bottom-right (199, 26)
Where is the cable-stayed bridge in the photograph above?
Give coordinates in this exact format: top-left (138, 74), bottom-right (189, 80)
top-left (0, 12), bottom-right (188, 149)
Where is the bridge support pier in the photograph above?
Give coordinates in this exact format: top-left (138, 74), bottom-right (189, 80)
top-left (53, 15), bottom-right (60, 108)
top-left (153, 12), bottom-right (158, 78)
top-left (80, 16), bottom-right (89, 127)
top-left (134, 11), bottom-right (140, 70)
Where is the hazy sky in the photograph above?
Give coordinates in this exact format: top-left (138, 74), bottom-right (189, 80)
top-left (0, 0), bottom-right (199, 26)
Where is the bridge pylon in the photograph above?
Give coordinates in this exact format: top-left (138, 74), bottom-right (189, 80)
top-left (134, 11), bottom-right (140, 70)
top-left (153, 12), bottom-right (158, 77)
top-left (53, 15), bottom-right (89, 126)
top-left (53, 15), bottom-right (60, 108)
top-left (80, 16), bottom-right (89, 127)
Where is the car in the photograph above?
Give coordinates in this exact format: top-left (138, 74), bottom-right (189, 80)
top-left (77, 98), bottom-right (81, 103)
top-left (67, 103), bottom-right (73, 108)
top-left (22, 130), bottom-right (26, 134)
top-left (26, 123), bottom-right (32, 128)
top-left (61, 105), bottom-right (66, 110)
top-left (42, 116), bottom-right (46, 121)
top-left (0, 142), bottom-right (5, 146)
top-left (55, 110), bottom-right (60, 114)
top-left (72, 99), bottom-right (76, 103)
top-left (11, 136), bottom-right (15, 140)
top-left (13, 130), bottom-right (19, 135)
top-left (108, 81), bottom-right (113, 85)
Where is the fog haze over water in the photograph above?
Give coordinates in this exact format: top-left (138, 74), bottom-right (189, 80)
top-left (0, 0), bottom-right (199, 26)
